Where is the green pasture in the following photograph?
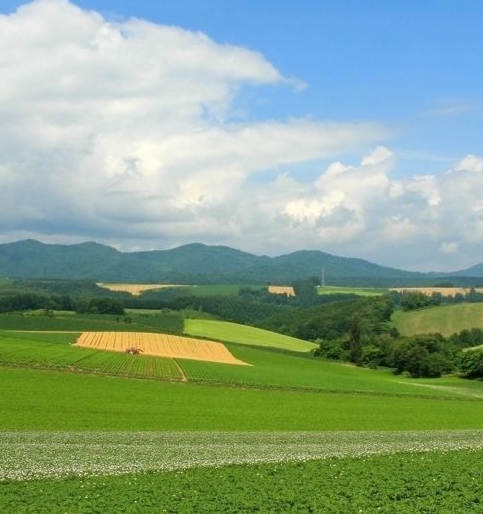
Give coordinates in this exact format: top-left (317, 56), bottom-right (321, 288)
top-left (392, 303), bottom-right (483, 337)
top-left (184, 318), bottom-right (317, 352)
top-left (318, 285), bottom-right (387, 296)
top-left (2, 366), bottom-right (483, 431)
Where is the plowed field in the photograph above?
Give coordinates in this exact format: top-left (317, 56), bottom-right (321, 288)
top-left (74, 332), bottom-right (249, 366)
top-left (96, 283), bottom-right (187, 295)
top-left (268, 286), bottom-right (295, 296)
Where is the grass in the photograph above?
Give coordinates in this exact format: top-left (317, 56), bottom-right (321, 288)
top-left (2, 365), bottom-right (483, 431)
top-left (184, 318), bottom-right (318, 352)
top-left (392, 303), bottom-right (483, 337)
top-left (318, 285), bottom-right (387, 296)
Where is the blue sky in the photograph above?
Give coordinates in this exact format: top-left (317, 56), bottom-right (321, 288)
top-left (1, 0), bottom-right (482, 271)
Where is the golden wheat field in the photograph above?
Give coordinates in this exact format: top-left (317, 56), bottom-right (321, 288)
top-left (96, 283), bottom-right (188, 295)
top-left (268, 286), bottom-right (295, 297)
top-left (390, 287), bottom-right (483, 297)
top-left (74, 332), bottom-right (249, 366)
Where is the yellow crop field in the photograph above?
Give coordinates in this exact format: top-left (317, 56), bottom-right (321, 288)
top-left (96, 283), bottom-right (188, 295)
top-left (74, 332), bottom-right (249, 366)
top-left (390, 287), bottom-right (483, 297)
top-left (268, 286), bottom-right (295, 297)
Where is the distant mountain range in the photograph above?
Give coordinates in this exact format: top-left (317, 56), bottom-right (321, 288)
top-left (0, 239), bottom-right (481, 287)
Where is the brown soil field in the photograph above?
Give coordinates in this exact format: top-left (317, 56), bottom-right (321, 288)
top-left (390, 287), bottom-right (483, 297)
top-left (96, 283), bottom-right (188, 295)
top-left (268, 285), bottom-right (295, 297)
top-left (74, 332), bottom-right (249, 366)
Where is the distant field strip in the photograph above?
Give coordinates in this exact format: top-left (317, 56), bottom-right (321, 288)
top-left (97, 283), bottom-right (188, 295)
top-left (184, 319), bottom-right (318, 352)
top-left (2, 430), bottom-right (483, 482)
top-left (75, 332), bottom-right (249, 366)
top-left (268, 285), bottom-right (295, 296)
top-left (390, 287), bottom-right (483, 297)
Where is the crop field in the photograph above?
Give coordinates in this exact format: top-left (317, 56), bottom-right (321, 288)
top-left (318, 285), bottom-right (387, 296)
top-left (97, 282), bottom-right (189, 295)
top-left (390, 286), bottom-right (483, 297)
top-left (1, 430), bottom-right (482, 481)
top-left (3, 330), bottom-right (483, 397)
top-left (2, 447), bottom-right (482, 513)
top-left (184, 319), bottom-right (318, 352)
top-left (3, 319), bottom-right (483, 512)
top-left (268, 285), bottom-right (295, 296)
top-left (75, 331), bottom-right (248, 365)
top-left (4, 366), bottom-right (483, 431)
top-left (0, 333), bottom-right (183, 381)
top-left (392, 303), bottom-right (483, 336)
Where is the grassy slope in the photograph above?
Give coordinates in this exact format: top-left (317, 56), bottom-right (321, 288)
top-left (2, 330), bottom-right (483, 399)
top-left (392, 303), bottom-right (483, 336)
top-left (184, 318), bottom-right (317, 352)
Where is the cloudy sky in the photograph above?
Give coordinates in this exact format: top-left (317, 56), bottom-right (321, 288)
top-left (1, 0), bottom-right (482, 271)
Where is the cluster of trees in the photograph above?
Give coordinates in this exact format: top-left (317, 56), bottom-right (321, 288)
top-left (0, 292), bottom-right (74, 313)
top-left (0, 292), bottom-right (124, 315)
top-left (391, 289), bottom-right (483, 311)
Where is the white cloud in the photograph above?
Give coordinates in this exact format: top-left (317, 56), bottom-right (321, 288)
top-left (440, 242), bottom-right (459, 254)
top-left (0, 1), bottom-right (386, 242)
top-left (1, 1), bottom-right (483, 272)
top-left (454, 154), bottom-right (483, 173)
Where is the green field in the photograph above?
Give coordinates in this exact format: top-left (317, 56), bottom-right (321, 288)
top-left (187, 284), bottom-right (264, 296)
top-left (4, 330), bottom-right (479, 397)
top-left (392, 303), bottom-right (483, 336)
top-left (3, 365), bottom-right (483, 431)
top-left (184, 318), bottom-right (318, 352)
top-left (0, 311), bottom-right (183, 333)
top-left (318, 285), bottom-right (387, 296)
top-left (3, 312), bottom-right (483, 512)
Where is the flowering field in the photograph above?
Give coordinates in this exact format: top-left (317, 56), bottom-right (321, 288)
top-left (2, 446), bottom-right (483, 513)
top-left (2, 430), bottom-right (482, 482)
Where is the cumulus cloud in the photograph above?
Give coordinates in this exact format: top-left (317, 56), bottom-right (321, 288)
top-left (1, 1), bottom-right (483, 272)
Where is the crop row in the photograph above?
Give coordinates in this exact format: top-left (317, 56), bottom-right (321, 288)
top-left (0, 336), bottom-right (182, 381)
top-left (1, 429), bottom-right (483, 482)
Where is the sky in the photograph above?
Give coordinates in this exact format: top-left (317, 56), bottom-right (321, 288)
top-left (1, 0), bottom-right (482, 272)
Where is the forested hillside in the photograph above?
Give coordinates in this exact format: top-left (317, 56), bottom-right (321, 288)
top-left (2, 239), bottom-right (483, 285)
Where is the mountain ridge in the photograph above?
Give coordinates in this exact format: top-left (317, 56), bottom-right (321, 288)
top-left (0, 239), bottom-right (481, 286)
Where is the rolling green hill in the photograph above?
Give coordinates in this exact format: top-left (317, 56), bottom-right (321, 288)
top-left (184, 318), bottom-right (317, 352)
top-left (392, 303), bottom-right (483, 337)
